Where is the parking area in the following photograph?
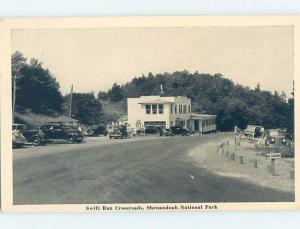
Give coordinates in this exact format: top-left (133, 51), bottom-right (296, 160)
top-left (13, 133), bottom-right (294, 204)
top-left (13, 135), bottom-right (168, 160)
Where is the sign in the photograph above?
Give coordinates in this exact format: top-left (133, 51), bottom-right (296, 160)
top-left (266, 153), bottom-right (281, 160)
top-left (144, 121), bottom-right (166, 127)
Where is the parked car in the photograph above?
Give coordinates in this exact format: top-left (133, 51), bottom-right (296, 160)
top-left (265, 128), bottom-right (291, 147)
top-left (84, 125), bottom-right (108, 137)
top-left (108, 125), bottom-right (128, 139)
top-left (145, 126), bottom-right (163, 136)
top-left (13, 124), bottom-right (46, 146)
top-left (40, 122), bottom-right (84, 143)
top-left (12, 129), bottom-right (26, 148)
top-left (244, 125), bottom-right (263, 138)
top-left (170, 126), bottom-right (190, 136)
top-left (164, 128), bottom-right (171, 136)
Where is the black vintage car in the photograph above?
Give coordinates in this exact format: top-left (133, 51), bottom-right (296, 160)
top-left (40, 122), bottom-right (84, 143)
top-left (12, 129), bottom-right (26, 148)
top-left (170, 126), bottom-right (190, 136)
top-left (109, 125), bottom-right (128, 139)
top-left (13, 124), bottom-right (46, 146)
top-left (84, 125), bottom-right (108, 137)
top-left (145, 126), bottom-right (163, 136)
top-left (164, 128), bottom-right (171, 136)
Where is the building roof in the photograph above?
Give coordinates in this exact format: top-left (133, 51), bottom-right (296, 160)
top-left (47, 115), bottom-right (79, 123)
top-left (190, 113), bottom-right (217, 120)
top-left (138, 99), bottom-right (174, 104)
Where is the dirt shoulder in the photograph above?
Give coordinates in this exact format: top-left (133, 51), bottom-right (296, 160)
top-left (187, 136), bottom-right (294, 193)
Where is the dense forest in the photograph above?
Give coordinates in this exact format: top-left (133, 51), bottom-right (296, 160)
top-left (12, 51), bottom-right (294, 135)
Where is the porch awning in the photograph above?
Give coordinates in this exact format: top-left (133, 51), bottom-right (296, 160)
top-left (189, 113), bottom-right (217, 120)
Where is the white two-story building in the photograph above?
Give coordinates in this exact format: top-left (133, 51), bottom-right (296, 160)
top-left (127, 95), bottom-right (216, 133)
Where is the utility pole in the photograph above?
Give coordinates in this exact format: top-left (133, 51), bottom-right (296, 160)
top-left (12, 74), bottom-right (16, 117)
top-left (69, 84), bottom-right (73, 117)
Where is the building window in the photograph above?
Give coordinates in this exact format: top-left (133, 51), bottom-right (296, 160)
top-left (175, 105), bottom-right (177, 114)
top-left (159, 104), bottom-right (164, 114)
top-left (146, 104), bottom-right (151, 114)
top-left (170, 121), bottom-right (173, 127)
top-left (189, 105), bottom-right (191, 114)
top-left (170, 104), bottom-right (173, 114)
top-left (183, 105), bottom-right (187, 114)
top-left (179, 105), bottom-right (182, 114)
top-left (152, 104), bottom-right (157, 114)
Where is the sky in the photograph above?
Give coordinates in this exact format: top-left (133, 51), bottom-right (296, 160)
top-left (12, 26), bottom-right (294, 96)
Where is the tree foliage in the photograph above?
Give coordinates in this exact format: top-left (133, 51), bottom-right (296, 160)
top-left (107, 83), bottom-right (124, 102)
top-left (64, 92), bottom-right (102, 125)
top-left (12, 51), bottom-right (64, 114)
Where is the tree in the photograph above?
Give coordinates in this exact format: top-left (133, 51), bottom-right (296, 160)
top-left (64, 92), bottom-right (102, 125)
top-left (255, 83), bottom-right (261, 92)
top-left (13, 54), bottom-right (64, 114)
top-left (108, 83), bottom-right (124, 102)
top-left (280, 91), bottom-right (287, 102)
top-left (97, 91), bottom-right (108, 100)
top-left (12, 51), bottom-right (27, 114)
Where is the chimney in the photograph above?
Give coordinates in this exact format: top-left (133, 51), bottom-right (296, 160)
top-left (160, 84), bottom-right (164, 96)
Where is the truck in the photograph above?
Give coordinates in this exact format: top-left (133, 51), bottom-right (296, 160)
top-left (108, 124), bottom-right (129, 139)
top-left (265, 128), bottom-right (288, 146)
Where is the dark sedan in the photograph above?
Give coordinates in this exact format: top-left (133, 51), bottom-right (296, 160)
top-left (170, 126), bottom-right (190, 136)
top-left (40, 122), bottom-right (84, 143)
top-left (13, 124), bottom-right (46, 146)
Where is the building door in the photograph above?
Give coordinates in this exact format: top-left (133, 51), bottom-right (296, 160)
top-left (194, 120), bottom-right (199, 131)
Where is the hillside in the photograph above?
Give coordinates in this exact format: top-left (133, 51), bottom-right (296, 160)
top-left (14, 112), bottom-right (78, 127)
top-left (99, 99), bottom-right (127, 124)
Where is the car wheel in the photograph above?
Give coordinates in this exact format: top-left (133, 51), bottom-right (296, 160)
top-left (33, 137), bottom-right (41, 146)
top-left (68, 136), bottom-right (75, 143)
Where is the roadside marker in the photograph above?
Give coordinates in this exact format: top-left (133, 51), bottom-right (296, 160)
top-left (239, 156), bottom-right (244, 164)
top-left (290, 170), bottom-right (295, 180)
top-left (252, 159), bottom-right (258, 168)
top-left (266, 153), bottom-right (281, 176)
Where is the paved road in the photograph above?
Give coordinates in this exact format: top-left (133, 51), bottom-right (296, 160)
top-left (13, 134), bottom-right (294, 204)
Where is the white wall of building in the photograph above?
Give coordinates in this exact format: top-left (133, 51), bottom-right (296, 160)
top-left (169, 96), bottom-right (191, 128)
top-left (127, 95), bottom-right (217, 133)
top-left (127, 96), bottom-right (191, 130)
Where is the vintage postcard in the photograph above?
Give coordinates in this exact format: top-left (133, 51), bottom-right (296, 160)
top-left (0, 16), bottom-right (299, 212)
